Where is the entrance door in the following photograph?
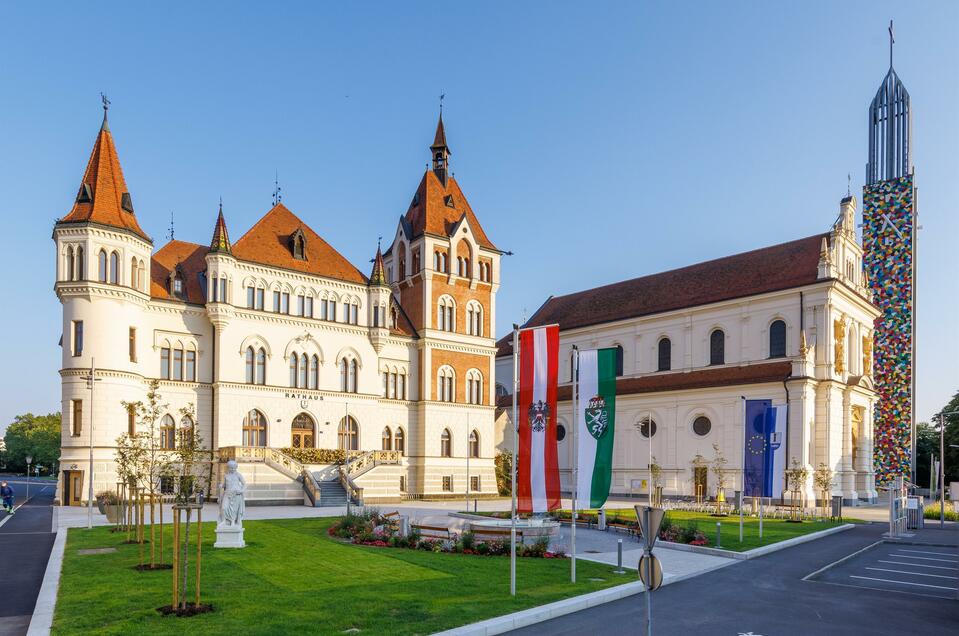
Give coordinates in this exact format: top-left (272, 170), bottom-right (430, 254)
top-left (291, 412), bottom-right (315, 449)
top-left (64, 471), bottom-right (83, 506)
top-left (693, 467), bottom-right (708, 500)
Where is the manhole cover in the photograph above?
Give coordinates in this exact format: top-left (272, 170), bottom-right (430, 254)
top-left (78, 548), bottom-right (117, 555)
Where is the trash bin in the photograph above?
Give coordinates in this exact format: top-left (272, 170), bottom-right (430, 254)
top-left (906, 496), bottom-right (924, 530)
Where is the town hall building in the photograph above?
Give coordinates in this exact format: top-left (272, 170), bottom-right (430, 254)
top-left (53, 107), bottom-right (501, 506)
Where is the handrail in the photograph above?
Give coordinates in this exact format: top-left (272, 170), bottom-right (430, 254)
top-left (339, 465), bottom-right (363, 506)
top-left (302, 468), bottom-right (321, 506)
top-left (345, 450), bottom-right (401, 479)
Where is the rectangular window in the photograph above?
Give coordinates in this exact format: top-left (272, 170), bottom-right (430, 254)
top-left (71, 399), bottom-right (82, 436)
top-left (351, 304), bottom-right (358, 325)
top-left (330, 302), bottom-right (336, 322)
top-left (297, 295), bottom-right (305, 316)
top-left (186, 350), bottom-right (196, 382)
top-left (390, 373), bottom-right (397, 400)
top-left (305, 296), bottom-right (313, 318)
top-left (160, 347), bottom-right (170, 380)
top-left (256, 288), bottom-right (265, 310)
top-left (218, 279), bottom-right (227, 302)
top-left (470, 476), bottom-right (480, 492)
top-left (247, 287), bottom-right (255, 308)
top-left (399, 374), bottom-right (406, 400)
top-left (72, 321), bottom-right (83, 357)
top-left (211, 278), bottom-right (218, 302)
top-left (342, 302), bottom-right (349, 323)
top-left (442, 476), bottom-right (452, 492)
top-left (159, 476), bottom-right (174, 495)
top-left (273, 291), bottom-right (281, 312)
top-left (173, 348), bottom-right (183, 381)
top-left (373, 306), bottom-right (380, 328)
top-left (319, 299), bottom-right (327, 320)
top-left (128, 327), bottom-right (136, 362)
top-left (281, 292), bottom-right (290, 314)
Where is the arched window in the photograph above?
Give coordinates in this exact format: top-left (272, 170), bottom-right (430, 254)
top-left (245, 347), bottom-right (255, 383)
top-left (709, 329), bottom-right (725, 366)
top-left (467, 302), bottom-right (483, 336)
top-left (349, 359), bottom-right (358, 393)
top-left (614, 344), bottom-right (624, 376)
top-left (437, 366), bottom-right (455, 402)
top-left (657, 338), bottom-right (671, 372)
top-left (769, 320), bottom-right (787, 358)
top-left (340, 358), bottom-right (348, 392)
top-left (441, 428), bottom-right (452, 457)
top-left (98, 249), bottom-right (107, 282)
top-left (160, 415), bottom-right (176, 450)
top-left (437, 296), bottom-right (455, 332)
top-left (433, 252), bottom-right (440, 271)
top-left (109, 251), bottom-right (119, 284)
top-left (469, 429), bottom-right (479, 458)
top-left (299, 353), bottom-right (308, 389)
top-left (309, 355), bottom-right (319, 389)
top-left (466, 369), bottom-right (483, 405)
top-left (289, 353), bottom-right (298, 387)
top-left (399, 371), bottom-right (407, 400)
top-left (130, 257), bottom-right (138, 290)
top-left (292, 413), bottom-right (315, 449)
top-left (457, 257), bottom-right (464, 276)
top-left (382, 426), bottom-right (392, 451)
top-left (243, 409), bottom-right (267, 447)
top-left (76, 246), bottom-right (85, 280)
top-left (338, 416), bottom-right (359, 451)
top-left (395, 427), bottom-right (405, 455)
top-left (255, 348), bottom-right (266, 384)
top-left (66, 246), bottom-right (74, 281)
top-left (179, 415), bottom-right (195, 448)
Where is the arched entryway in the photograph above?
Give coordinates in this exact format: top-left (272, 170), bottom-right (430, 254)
top-left (338, 416), bottom-right (359, 451)
top-left (292, 412), bottom-right (315, 449)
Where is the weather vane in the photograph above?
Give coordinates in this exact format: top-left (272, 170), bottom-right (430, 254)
top-left (272, 170), bottom-right (282, 206)
top-left (888, 19), bottom-right (895, 69)
top-left (100, 92), bottom-right (111, 112)
top-left (847, 173), bottom-right (851, 197)
top-left (168, 211), bottom-right (175, 241)
top-left (439, 92), bottom-right (445, 114)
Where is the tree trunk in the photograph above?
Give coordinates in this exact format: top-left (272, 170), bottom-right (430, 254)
top-left (180, 509), bottom-right (191, 609)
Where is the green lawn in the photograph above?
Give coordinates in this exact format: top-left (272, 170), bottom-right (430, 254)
top-left (576, 508), bottom-right (847, 552)
top-left (53, 517), bottom-right (628, 635)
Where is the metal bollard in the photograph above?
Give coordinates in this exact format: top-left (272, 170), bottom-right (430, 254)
top-left (716, 522), bottom-right (721, 548)
top-left (614, 539), bottom-right (625, 574)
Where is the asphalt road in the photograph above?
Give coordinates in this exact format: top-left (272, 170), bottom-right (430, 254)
top-left (508, 523), bottom-right (959, 636)
top-left (0, 477), bottom-right (56, 636)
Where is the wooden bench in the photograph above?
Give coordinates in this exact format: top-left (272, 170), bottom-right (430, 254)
top-left (471, 527), bottom-right (525, 543)
top-left (381, 511), bottom-right (401, 532)
top-left (411, 524), bottom-right (452, 540)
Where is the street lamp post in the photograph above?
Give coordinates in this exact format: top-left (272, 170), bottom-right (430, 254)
top-left (937, 410), bottom-right (959, 529)
top-left (25, 455), bottom-right (33, 502)
top-left (83, 360), bottom-right (101, 530)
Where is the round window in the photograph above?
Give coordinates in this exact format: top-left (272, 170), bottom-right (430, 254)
top-left (556, 424), bottom-right (567, 442)
top-left (638, 418), bottom-right (657, 438)
top-left (693, 416), bottom-right (711, 437)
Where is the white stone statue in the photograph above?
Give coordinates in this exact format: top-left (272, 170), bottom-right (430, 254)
top-left (218, 460), bottom-right (246, 526)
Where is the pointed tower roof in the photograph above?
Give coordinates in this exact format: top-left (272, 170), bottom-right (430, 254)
top-left (431, 113), bottom-right (449, 151)
top-left (369, 244), bottom-right (389, 287)
top-left (209, 200), bottom-right (232, 254)
top-left (404, 171), bottom-right (497, 250)
top-left (59, 110), bottom-right (149, 241)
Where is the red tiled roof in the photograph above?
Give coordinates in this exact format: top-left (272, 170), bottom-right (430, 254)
top-left (151, 240), bottom-right (209, 304)
top-left (232, 204), bottom-right (367, 284)
top-left (405, 171), bottom-right (497, 250)
top-left (497, 233), bottom-right (828, 356)
top-left (59, 118), bottom-right (150, 241)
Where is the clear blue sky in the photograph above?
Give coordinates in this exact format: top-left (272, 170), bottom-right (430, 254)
top-left (1, 1), bottom-right (956, 433)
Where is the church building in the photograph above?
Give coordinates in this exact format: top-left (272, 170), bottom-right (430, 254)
top-left (53, 107), bottom-right (501, 506)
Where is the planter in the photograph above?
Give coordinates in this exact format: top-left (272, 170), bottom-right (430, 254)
top-left (97, 500), bottom-right (107, 514)
top-left (104, 504), bottom-right (121, 523)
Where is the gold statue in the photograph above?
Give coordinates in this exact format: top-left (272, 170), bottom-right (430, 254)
top-left (833, 316), bottom-right (847, 376)
top-left (862, 334), bottom-right (873, 376)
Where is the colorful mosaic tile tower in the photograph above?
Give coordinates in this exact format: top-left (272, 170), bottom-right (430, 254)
top-left (862, 174), bottom-right (915, 483)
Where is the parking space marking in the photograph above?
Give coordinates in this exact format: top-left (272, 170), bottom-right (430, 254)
top-left (850, 575), bottom-right (958, 591)
top-left (865, 567), bottom-right (958, 580)
top-left (888, 553), bottom-right (957, 563)
top-left (897, 549), bottom-right (957, 557)
top-left (878, 559), bottom-right (956, 570)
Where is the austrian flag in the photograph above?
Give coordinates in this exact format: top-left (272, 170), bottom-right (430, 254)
top-left (517, 325), bottom-right (561, 513)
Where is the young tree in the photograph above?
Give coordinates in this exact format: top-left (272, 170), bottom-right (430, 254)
top-left (710, 443), bottom-right (730, 496)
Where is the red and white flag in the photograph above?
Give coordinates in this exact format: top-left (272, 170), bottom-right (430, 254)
top-left (517, 325), bottom-right (561, 513)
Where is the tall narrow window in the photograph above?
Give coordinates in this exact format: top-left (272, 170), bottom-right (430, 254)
top-left (256, 288), bottom-right (265, 310)
top-left (179, 416), bottom-right (195, 448)
top-left (390, 372), bottom-right (397, 400)
top-left (441, 429), bottom-right (452, 457)
top-left (72, 320), bottom-right (83, 357)
top-left (305, 296), bottom-right (313, 318)
top-left (109, 251), bottom-right (119, 284)
top-left (161, 346), bottom-right (171, 379)
top-left (349, 359), bottom-right (358, 393)
top-left (273, 291), bottom-right (281, 313)
top-left (66, 246), bottom-right (75, 281)
top-left (614, 344), bottom-right (624, 376)
top-left (382, 426), bottom-right (392, 451)
top-left (769, 320), bottom-right (787, 358)
top-left (173, 347), bottom-right (183, 380)
top-left (329, 301), bottom-right (336, 321)
top-left (338, 416), bottom-right (358, 451)
top-left (289, 353), bottom-right (298, 387)
top-left (281, 292), bottom-right (290, 314)
top-left (340, 358), bottom-right (348, 392)
top-left (395, 428), bottom-right (405, 455)
top-left (160, 415), bottom-right (176, 449)
top-left (245, 347), bottom-right (255, 383)
top-left (211, 277), bottom-right (218, 303)
top-left (399, 372), bottom-right (406, 400)
top-left (297, 294), bottom-right (305, 316)
top-left (247, 287), bottom-right (255, 308)
top-left (243, 409), bottom-right (267, 447)
top-left (185, 350), bottom-right (196, 381)
top-left (71, 399), bottom-right (83, 436)
top-left (657, 338), bottom-right (671, 372)
top-left (320, 299), bottom-right (328, 320)
top-left (309, 355), bottom-right (318, 389)
top-left (255, 348), bottom-right (266, 385)
top-left (299, 353), bottom-right (308, 388)
top-left (98, 249), bottom-right (107, 282)
top-left (130, 257), bottom-right (138, 290)
top-left (469, 430), bottom-right (479, 458)
top-left (129, 327), bottom-right (137, 362)
top-left (76, 246), bottom-right (85, 280)
top-left (709, 329), bottom-right (725, 366)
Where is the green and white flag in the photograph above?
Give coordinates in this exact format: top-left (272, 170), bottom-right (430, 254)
top-left (575, 348), bottom-right (617, 509)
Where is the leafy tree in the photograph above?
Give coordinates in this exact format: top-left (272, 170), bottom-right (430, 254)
top-left (914, 422), bottom-right (938, 489)
top-left (3, 413), bottom-right (61, 474)
top-left (937, 390), bottom-right (959, 483)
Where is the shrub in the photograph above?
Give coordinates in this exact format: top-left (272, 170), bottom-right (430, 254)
top-left (476, 542), bottom-right (490, 555)
top-left (524, 537), bottom-right (549, 558)
top-left (279, 447), bottom-right (348, 465)
top-left (460, 531), bottom-right (476, 551)
top-left (95, 491), bottom-right (119, 505)
top-left (679, 520), bottom-right (700, 544)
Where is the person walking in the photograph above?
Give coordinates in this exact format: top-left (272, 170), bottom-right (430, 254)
top-left (1, 481), bottom-right (14, 514)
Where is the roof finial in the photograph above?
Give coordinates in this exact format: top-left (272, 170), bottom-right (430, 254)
top-left (99, 92), bottom-right (111, 131)
top-left (168, 211), bottom-right (175, 242)
top-left (847, 173), bottom-right (851, 197)
top-left (219, 196), bottom-right (223, 213)
top-left (888, 19), bottom-right (895, 70)
top-left (377, 235), bottom-right (382, 250)
top-left (439, 92), bottom-right (445, 115)
top-left (272, 170), bottom-right (282, 206)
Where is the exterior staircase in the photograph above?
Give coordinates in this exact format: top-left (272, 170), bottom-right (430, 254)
top-left (314, 477), bottom-right (349, 507)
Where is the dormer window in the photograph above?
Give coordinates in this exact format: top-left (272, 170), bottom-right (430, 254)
top-left (290, 228), bottom-right (307, 260)
top-left (121, 192), bottom-right (134, 213)
top-left (444, 195), bottom-right (455, 208)
top-left (170, 265), bottom-right (185, 299)
top-left (76, 183), bottom-right (92, 204)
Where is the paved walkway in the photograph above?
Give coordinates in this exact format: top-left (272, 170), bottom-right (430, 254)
top-left (0, 478), bottom-right (56, 636)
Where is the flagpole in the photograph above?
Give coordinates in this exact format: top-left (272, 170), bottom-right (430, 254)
top-left (510, 325), bottom-right (519, 597)
top-left (647, 410), bottom-right (652, 506)
top-left (740, 396), bottom-right (746, 543)
top-left (571, 346), bottom-right (579, 584)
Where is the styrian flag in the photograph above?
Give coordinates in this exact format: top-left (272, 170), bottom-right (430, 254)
top-left (517, 325), bottom-right (561, 513)
top-left (576, 348), bottom-right (617, 509)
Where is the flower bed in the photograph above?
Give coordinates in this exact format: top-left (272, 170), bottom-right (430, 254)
top-left (328, 509), bottom-right (566, 558)
top-left (279, 447), bottom-right (347, 464)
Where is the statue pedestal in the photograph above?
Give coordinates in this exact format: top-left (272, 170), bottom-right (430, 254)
top-left (214, 523), bottom-right (246, 548)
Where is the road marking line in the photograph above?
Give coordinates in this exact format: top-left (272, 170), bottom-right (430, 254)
top-left (850, 575), bottom-right (958, 591)
top-left (878, 560), bottom-right (957, 570)
top-left (865, 567), bottom-right (958, 580)
top-left (897, 549), bottom-right (957, 557)
top-left (801, 540), bottom-right (882, 581)
top-left (810, 578), bottom-right (956, 600)
top-left (889, 553), bottom-right (957, 563)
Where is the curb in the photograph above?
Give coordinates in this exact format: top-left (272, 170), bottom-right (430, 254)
top-left (655, 523), bottom-right (856, 560)
top-left (27, 528), bottom-right (66, 636)
top-left (431, 555), bottom-right (736, 636)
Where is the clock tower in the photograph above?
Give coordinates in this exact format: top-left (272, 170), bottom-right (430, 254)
top-left (861, 21), bottom-right (916, 485)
